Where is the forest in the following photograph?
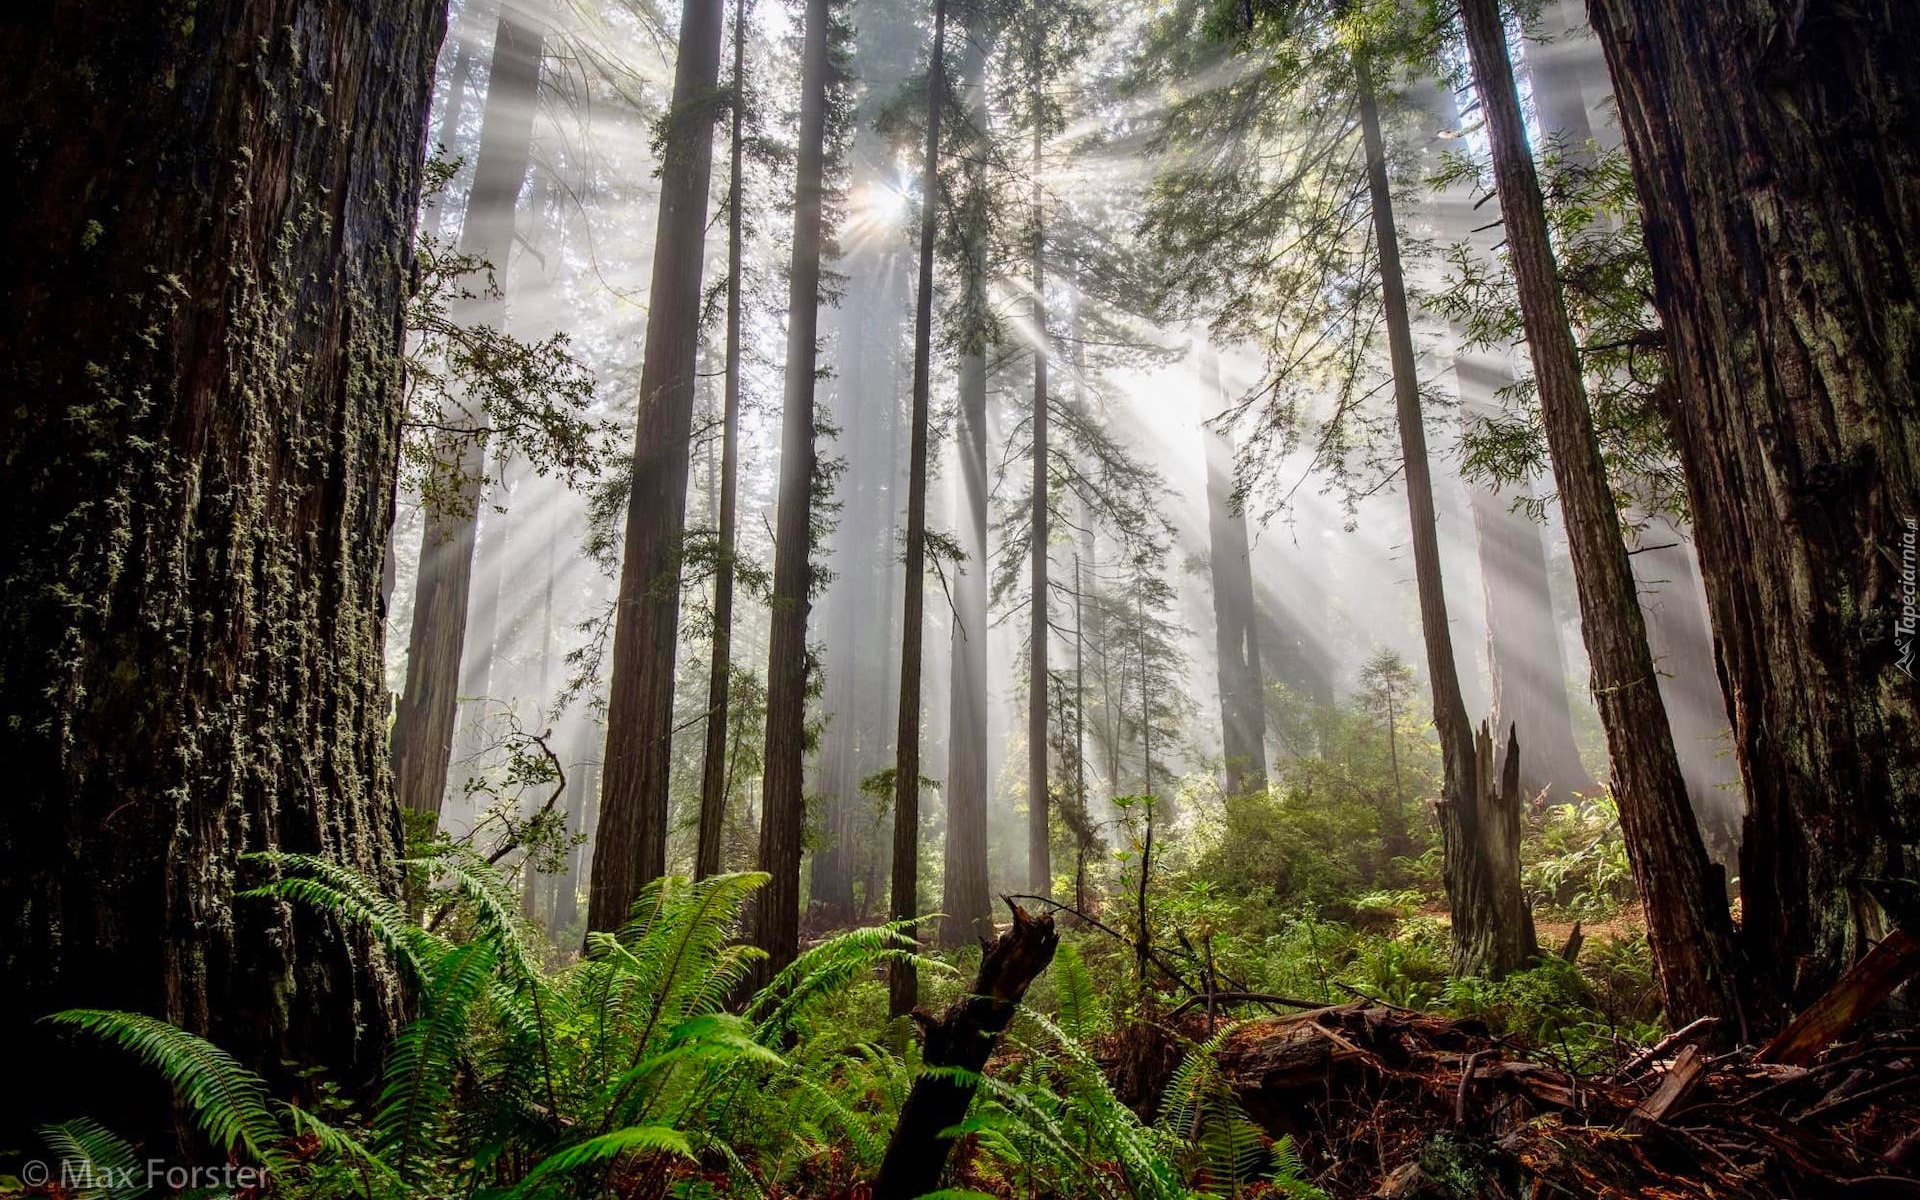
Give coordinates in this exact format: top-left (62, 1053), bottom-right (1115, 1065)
top-left (0, 0), bottom-right (1916, 1196)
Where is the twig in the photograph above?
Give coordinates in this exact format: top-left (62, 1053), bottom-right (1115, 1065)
top-left (1167, 991), bottom-right (1325, 1019)
top-left (1614, 1016), bottom-right (1719, 1081)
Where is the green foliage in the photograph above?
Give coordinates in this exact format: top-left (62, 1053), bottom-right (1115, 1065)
top-left (35, 1120), bottom-right (144, 1200)
top-left (1524, 795), bottom-right (1635, 918)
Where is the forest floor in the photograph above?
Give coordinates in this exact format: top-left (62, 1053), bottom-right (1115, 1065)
top-left (1093, 991), bottom-right (1920, 1199)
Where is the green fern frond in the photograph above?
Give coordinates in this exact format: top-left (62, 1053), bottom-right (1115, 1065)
top-left (514, 1124), bottom-right (691, 1194)
top-left (1052, 943), bottom-right (1105, 1041)
top-left (241, 851), bottom-right (440, 984)
top-left (748, 921), bottom-right (930, 1039)
top-left (37, 1118), bottom-right (144, 1200)
top-left (45, 1011), bottom-right (287, 1170)
top-left (375, 937), bottom-right (499, 1180)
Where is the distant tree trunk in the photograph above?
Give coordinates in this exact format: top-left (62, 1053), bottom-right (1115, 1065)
top-left (391, 6), bottom-right (543, 820)
top-left (1199, 345), bottom-right (1269, 796)
top-left (1026, 101), bottom-right (1053, 900)
top-left (1460, 0), bottom-right (1743, 1029)
top-left (0, 0), bottom-right (441, 1140)
top-left (753, 0), bottom-right (833, 980)
top-left (1357, 53), bottom-right (1536, 978)
top-left (588, 0), bottom-right (727, 932)
top-left (942, 20), bottom-right (993, 947)
top-left (697, 0), bottom-right (749, 882)
top-left (890, 0), bottom-right (947, 1017)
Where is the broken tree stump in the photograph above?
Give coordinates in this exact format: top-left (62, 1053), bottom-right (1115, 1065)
top-left (872, 899), bottom-right (1059, 1200)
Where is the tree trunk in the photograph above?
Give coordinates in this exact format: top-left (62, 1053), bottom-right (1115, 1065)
top-left (587, 0), bottom-right (727, 932)
top-left (0, 0), bottom-right (441, 1140)
top-left (872, 902), bottom-right (1059, 1200)
top-left (1357, 53), bottom-right (1535, 978)
top-left (1026, 102), bottom-right (1053, 900)
top-left (697, 0), bottom-right (749, 882)
top-left (391, 5), bottom-right (543, 820)
top-left (753, 0), bottom-right (833, 980)
top-left (1460, 0), bottom-right (1743, 1029)
top-left (1586, 0), bottom-right (1920, 1011)
top-left (890, 0), bottom-right (947, 1018)
top-left (1199, 345), bottom-right (1269, 796)
top-left (942, 21), bottom-right (993, 949)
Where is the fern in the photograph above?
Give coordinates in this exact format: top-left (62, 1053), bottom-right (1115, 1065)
top-left (376, 937), bottom-right (499, 1180)
top-left (37, 1119), bottom-right (144, 1200)
top-left (514, 1124), bottom-right (692, 1194)
top-left (46, 1011), bottom-right (288, 1170)
top-left (1052, 943), bottom-right (1106, 1041)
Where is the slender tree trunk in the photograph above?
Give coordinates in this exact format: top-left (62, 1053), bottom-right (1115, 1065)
top-left (940, 16), bottom-right (993, 951)
top-left (753, 0), bottom-right (833, 980)
top-left (392, 6), bottom-right (544, 821)
top-left (697, 0), bottom-right (750, 882)
top-left (1026, 105), bottom-right (1052, 899)
top-left (1199, 344), bottom-right (1269, 796)
top-left (890, 0), bottom-right (947, 1017)
top-left (0, 0), bottom-right (441, 1140)
top-left (1357, 53), bottom-right (1536, 978)
top-left (1460, 0), bottom-right (1743, 1029)
top-left (1590, 0), bottom-right (1920, 1012)
top-left (588, 0), bottom-right (727, 932)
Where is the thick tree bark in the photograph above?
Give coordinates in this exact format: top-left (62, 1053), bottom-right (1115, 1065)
top-left (1026, 105), bottom-right (1053, 899)
top-left (695, 0), bottom-right (748, 881)
top-left (588, 0), bottom-right (726, 932)
top-left (0, 0), bottom-right (441, 1140)
top-left (1460, 0), bottom-right (1743, 1029)
top-left (1199, 345), bottom-right (1269, 796)
top-left (1357, 54), bottom-right (1536, 978)
top-left (1586, 0), bottom-right (1920, 1010)
top-left (753, 0), bottom-right (833, 980)
top-left (891, 0), bottom-right (947, 1017)
top-left (872, 902), bottom-right (1059, 1200)
top-left (391, 6), bottom-right (543, 820)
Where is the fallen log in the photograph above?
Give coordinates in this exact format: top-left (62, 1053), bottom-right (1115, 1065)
top-left (1757, 929), bottom-right (1920, 1067)
top-left (872, 899), bottom-right (1059, 1200)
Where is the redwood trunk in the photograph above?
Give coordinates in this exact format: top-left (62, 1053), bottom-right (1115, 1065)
top-left (1200, 346), bottom-right (1269, 796)
top-left (1587, 0), bottom-right (1920, 1010)
top-left (1026, 101), bottom-right (1053, 899)
top-left (0, 0), bottom-right (441, 1137)
top-left (1358, 54), bottom-right (1535, 978)
top-left (753, 0), bottom-right (833, 979)
top-left (391, 5), bottom-right (543, 819)
top-left (588, 0), bottom-right (726, 932)
top-left (1460, 0), bottom-right (1742, 1028)
top-left (890, 0), bottom-right (947, 1017)
top-left (695, 0), bottom-right (747, 882)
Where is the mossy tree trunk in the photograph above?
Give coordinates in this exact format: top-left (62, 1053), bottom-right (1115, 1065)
top-left (0, 0), bottom-right (443, 1139)
top-left (1587, 0), bottom-right (1920, 1013)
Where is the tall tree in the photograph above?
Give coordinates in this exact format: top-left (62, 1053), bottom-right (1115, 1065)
top-left (1457, 0), bottom-right (1742, 1027)
top-left (1023, 0), bottom-right (1054, 899)
top-left (1199, 344), bottom-right (1270, 796)
top-left (392, 3), bottom-right (545, 819)
top-left (942, 18), bottom-right (997, 948)
top-left (0, 0), bottom-right (441, 1135)
top-left (1588, 0), bottom-right (1920, 1010)
top-left (588, 0), bottom-right (728, 932)
top-left (891, 0), bottom-right (949, 1017)
top-left (697, 0), bottom-right (751, 881)
top-left (1356, 49), bottom-right (1536, 977)
top-left (753, 0), bottom-right (839, 977)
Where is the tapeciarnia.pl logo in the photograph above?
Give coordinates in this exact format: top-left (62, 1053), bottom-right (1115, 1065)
top-left (1899, 516), bottom-right (1917, 680)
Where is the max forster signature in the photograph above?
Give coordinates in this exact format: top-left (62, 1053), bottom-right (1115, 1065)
top-left (1900, 516), bottom-right (1918, 680)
